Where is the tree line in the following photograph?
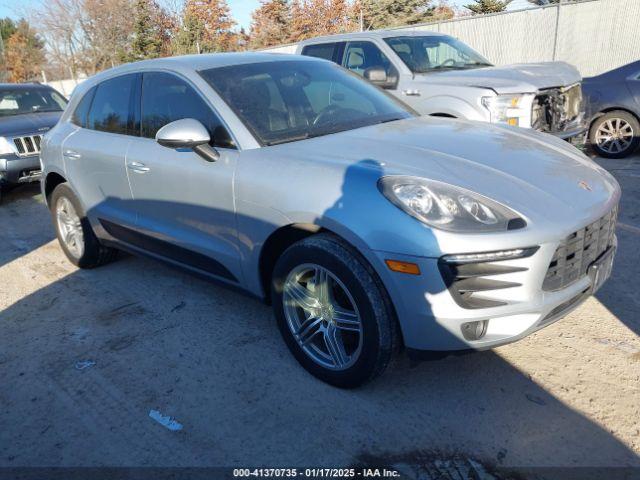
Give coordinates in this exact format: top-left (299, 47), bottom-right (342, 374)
top-left (0, 0), bottom-right (548, 83)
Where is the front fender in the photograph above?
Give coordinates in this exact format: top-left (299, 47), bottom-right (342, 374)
top-left (413, 95), bottom-right (488, 122)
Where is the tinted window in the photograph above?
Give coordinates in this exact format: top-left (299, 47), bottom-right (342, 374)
top-left (343, 41), bottom-right (392, 77)
top-left (71, 88), bottom-right (95, 127)
top-left (141, 72), bottom-right (235, 149)
top-left (0, 88), bottom-right (67, 117)
top-left (87, 74), bottom-right (137, 135)
top-left (302, 43), bottom-right (338, 62)
top-left (201, 60), bottom-right (414, 146)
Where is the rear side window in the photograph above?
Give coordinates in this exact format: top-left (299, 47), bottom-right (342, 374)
top-left (71, 88), bottom-right (95, 128)
top-left (301, 42), bottom-right (344, 63)
top-left (87, 74), bottom-right (138, 135)
top-left (141, 72), bottom-right (235, 149)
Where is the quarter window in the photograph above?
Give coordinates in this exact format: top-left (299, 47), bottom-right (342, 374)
top-left (87, 74), bottom-right (138, 135)
top-left (71, 87), bottom-right (96, 128)
top-left (141, 72), bottom-right (235, 149)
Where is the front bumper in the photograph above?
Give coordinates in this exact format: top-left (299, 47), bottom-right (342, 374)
top-left (0, 154), bottom-right (42, 186)
top-left (370, 236), bottom-right (615, 353)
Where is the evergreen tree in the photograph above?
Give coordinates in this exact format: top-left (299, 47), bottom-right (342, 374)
top-left (464, 0), bottom-right (508, 14)
top-left (249, 0), bottom-right (290, 49)
top-left (358, 0), bottom-right (440, 30)
top-left (129, 0), bottom-right (163, 61)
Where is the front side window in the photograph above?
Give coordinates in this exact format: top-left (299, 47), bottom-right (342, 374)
top-left (87, 74), bottom-right (138, 135)
top-left (0, 88), bottom-right (67, 117)
top-left (141, 72), bottom-right (235, 149)
top-left (200, 60), bottom-right (414, 146)
top-left (384, 35), bottom-right (492, 73)
top-left (343, 41), bottom-right (393, 77)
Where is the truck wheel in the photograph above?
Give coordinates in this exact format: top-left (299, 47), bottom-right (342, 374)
top-left (589, 111), bottom-right (640, 158)
top-left (50, 183), bottom-right (117, 268)
top-left (271, 233), bottom-right (399, 388)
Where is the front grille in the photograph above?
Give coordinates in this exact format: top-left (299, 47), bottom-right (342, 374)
top-left (532, 83), bottom-right (583, 133)
top-left (12, 135), bottom-right (42, 157)
top-left (543, 206), bottom-right (618, 291)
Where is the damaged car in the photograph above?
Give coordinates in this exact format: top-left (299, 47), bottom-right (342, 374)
top-left (298, 30), bottom-right (586, 139)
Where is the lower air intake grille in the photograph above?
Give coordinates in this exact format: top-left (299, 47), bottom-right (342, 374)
top-left (543, 205), bottom-right (618, 291)
top-left (439, 247), bottom-right (539, 310)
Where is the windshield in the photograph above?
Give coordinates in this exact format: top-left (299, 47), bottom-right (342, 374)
top-left (384, 36), bottom-right (492, 74)
top-left (0, 88), bottom-right (67, 117)
top-left (200, 60), bottom-right (414, 146)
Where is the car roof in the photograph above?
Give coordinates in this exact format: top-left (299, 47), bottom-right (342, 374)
top-left (0, 82), bottom-right (54, 90)
top-left (87, 52), bottom-right (319, 81)
top-left (298, 29), bottom-right (445, 45)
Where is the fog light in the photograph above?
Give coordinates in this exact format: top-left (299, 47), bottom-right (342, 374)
top-left (461, 320), bottom-right (488, 341)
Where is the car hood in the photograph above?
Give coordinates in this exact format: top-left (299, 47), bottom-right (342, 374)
top-left (0, 111), bottom-right (62, 138)
top-left (278, 116), bottom-right (619, 230)
top-left (415, 62), bottom-right (582, 94)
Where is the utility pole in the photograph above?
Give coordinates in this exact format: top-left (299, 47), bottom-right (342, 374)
top-left (0, 33), bottom-right (6, 82)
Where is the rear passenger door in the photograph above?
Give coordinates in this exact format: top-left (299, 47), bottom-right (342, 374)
top-left (125, 71), bottom-right (242, 284)
top-left (62, 73), bottom-right (138, 228)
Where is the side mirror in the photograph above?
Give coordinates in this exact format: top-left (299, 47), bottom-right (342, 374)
top-left (155, 118), bottom-right (219, 162)
top-left (364, 66), bottom-right (399, 90)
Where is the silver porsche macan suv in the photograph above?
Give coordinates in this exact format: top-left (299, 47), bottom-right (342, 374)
top-left (40, 53), bottom-right (620, 387)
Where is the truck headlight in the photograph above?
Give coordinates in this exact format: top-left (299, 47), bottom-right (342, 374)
top-left (379, 176), bottom-right (526, 233)
top-left (482, 94), bottom-right (534, 127)
top-left (0, 137), bottom-right (15, 155)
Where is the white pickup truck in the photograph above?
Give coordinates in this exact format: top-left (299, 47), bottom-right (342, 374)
top-left (297, 30), bottom-right (586, 139)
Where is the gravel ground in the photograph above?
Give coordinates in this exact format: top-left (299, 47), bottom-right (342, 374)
top-left (0, 155), bottom-right (638, 477)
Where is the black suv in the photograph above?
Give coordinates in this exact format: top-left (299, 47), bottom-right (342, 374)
top-left (0, 83), bottom-right (67, 202)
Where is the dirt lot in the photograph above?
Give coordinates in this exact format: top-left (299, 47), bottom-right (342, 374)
top-left (0, 155), bottom-right (638, 476)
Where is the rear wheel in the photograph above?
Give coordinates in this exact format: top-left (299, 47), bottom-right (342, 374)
top-left (50, 183), bottom-right (117, 268)
top-left (271, 234), bottom-right (398, 388)
top-left (589, 111), bottom-right (640, 158)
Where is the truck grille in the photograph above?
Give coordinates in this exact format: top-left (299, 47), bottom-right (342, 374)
top-left (532, 83), bottom-right (583, 134)
top-left (12, 135), bottom-right (42, 157)
top-left (542, 206), bottom-right (618, 291)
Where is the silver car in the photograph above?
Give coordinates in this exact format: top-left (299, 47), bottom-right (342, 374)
top-left (40, 53), bottom-right (620, 387)
top-left (297, 30), bottom-right (586, 139)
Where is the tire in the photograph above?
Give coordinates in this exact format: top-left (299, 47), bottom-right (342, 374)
top-left (589, 110), bottom-right (640, 159)
top-left (50, 183), bottom-right (117, 268)
top-left (271, 233), bottom-right (399, 388)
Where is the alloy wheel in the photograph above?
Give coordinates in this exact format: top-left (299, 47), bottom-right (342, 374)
top-left (595, 118), bottom-right (634, 155)
top-left (283, 263), bottom-right (363, 370)
top-left (56, 196), bottom-right (85, 259)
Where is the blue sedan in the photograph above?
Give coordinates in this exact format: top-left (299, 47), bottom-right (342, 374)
top-left (584, 60), bottom-right (640, 158)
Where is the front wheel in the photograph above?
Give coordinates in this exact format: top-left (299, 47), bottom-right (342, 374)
top-left (589, 111), bottom-right (640, 158)
top-left (271, 234), bottom-right (398, 388)
top-left (50, 183), bottom-right (117, 268)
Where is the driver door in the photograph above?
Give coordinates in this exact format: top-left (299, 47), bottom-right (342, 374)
top-left (125, 71), bottom-right (242, 284)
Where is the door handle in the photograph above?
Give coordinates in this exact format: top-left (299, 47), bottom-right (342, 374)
top-left (127, 161), bottom-right (150, 173)
top-left (63, 149), bottom-right (82, 159)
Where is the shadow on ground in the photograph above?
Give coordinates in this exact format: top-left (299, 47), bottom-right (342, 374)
top-left (0, 180), bottom-right (638, 474)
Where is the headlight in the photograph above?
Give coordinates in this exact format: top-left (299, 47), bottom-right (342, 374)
top-left (482, 94), bottom-right (534, 127)
top-left (379, 176), bottom-right (525, 233)
top-left (0, 137), bottom-right (15, 156)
